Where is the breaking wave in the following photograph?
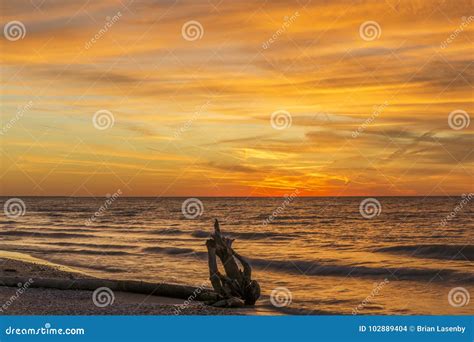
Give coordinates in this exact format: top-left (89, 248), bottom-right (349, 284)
top-left (374, 244), bottom-right (474, 261)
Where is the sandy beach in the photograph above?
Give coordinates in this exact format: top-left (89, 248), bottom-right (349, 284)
top-left (0, 252), bottom-right (247, 315)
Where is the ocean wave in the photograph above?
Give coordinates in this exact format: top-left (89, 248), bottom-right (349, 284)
top-left (374, 244), bottom-right (473, 261)
top-left (51, 223), bottom-right (95, 228)
top-left (263, 221), bottom-right (315, 226)
top-left (44, 212), bottom-right (65, 217)
top-left (143, 246), bottom-right (201, 255)
top-left (1, 230), bottom-right (96, 239)
top-left (12, 246), bottom-right (131, 256)
top-left (112, 210), bottom-right (142, 217)
top-left (43, 228), bottom-right (101, 233)
top-left (0, 220), bottom-right (17, 225)
top-left (149, 228), bottom-right (185, 235)
top-left (190, 230), bottom-right (297, 240)
top-left (139, 246), bottom-right (474, 282)
top-left (246, 258), bottom-right (473, 282)
top-left (252, 214), bottom-right (322, 221)
top-left (43, 242), bottom-right (132, 250)
top-left (62, 249), bottom-right (130, 256)
top-left (146, 227), bottom-right (298, 240)
top-left (49, 260), bottom-right (126, 273)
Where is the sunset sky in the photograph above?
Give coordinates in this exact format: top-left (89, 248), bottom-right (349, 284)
top-left (1, 0), bottom-right (472, 197)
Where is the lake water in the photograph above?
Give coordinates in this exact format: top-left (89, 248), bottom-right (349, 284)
top-left (1, 196), bottom-right (472, 315)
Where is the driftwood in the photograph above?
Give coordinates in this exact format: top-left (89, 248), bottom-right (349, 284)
top-left (0, 276), bottom-right (220, 302)
top-left (206, 219), bottom-right (260, 307)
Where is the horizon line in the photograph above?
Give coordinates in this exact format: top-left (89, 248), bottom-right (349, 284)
top-left (0, 195), bottom-right (469, 198)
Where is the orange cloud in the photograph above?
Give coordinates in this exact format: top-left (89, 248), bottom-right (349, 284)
top-left (1, 0), bottom-right (472, 196)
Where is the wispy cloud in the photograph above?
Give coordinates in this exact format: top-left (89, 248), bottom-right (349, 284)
top-left (1, 0), bottom-right (472, 196)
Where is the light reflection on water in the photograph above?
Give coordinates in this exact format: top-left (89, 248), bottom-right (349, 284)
top-left (0, 196), bottom-right (472, 315)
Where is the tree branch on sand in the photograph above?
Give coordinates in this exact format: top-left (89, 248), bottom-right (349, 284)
top-left (206, 219), bottom-right (261, 307)
top-left (0, 276), bottom-right (220, 302)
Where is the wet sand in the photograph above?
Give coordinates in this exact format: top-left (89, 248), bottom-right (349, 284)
top-left (0, 252), bottom-right (244, 315)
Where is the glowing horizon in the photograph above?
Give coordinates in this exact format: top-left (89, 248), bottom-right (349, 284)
top-left (1, 0), bottom-right (472, 197)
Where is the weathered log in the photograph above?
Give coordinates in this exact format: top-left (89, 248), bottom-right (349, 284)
top-left (0, 276), bottom-right (220, 302)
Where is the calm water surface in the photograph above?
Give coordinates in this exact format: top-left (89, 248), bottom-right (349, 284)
top-left (0, 196), bottom-right (472, 315)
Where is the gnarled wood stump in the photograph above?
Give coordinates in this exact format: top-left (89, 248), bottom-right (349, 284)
top-left (206, 219), bottom-right (260, 307)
